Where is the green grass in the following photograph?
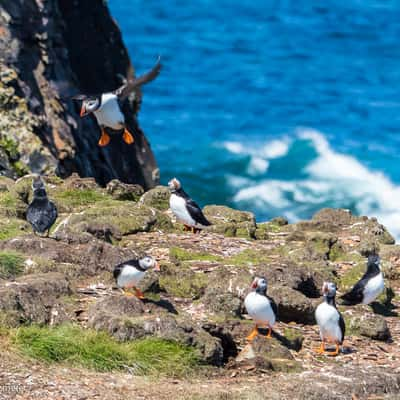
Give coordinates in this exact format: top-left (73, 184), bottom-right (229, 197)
top-left (226, 249), bottom-right (271, 266)
top-left (53, 189), bottom-right (106, 208)
top-left (12, 324), bottom-right (199, 376)
top-left (169, 247), bottom-right (222, 262)
top-left (0, 250), bottom-right (25, 279)
top-left (0, 220), bottom-right (27, 240)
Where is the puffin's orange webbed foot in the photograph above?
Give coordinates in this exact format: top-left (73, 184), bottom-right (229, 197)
top-left (98, 129), bottom-right (110, 147)
top-left (265, 327), bottom-right (272, 339)
top-left (325, 344), bottom-right (340, 357)
top-left (315, 342), bottom-right (325, 354)
top-left (134, 288), bottom-right (145, 300)
top-left (246, 325), bottom-right (258, 342)
top-left (123, 289), bottom-right (134, 297)
top-left (122, 128), bottom-right (134, 145)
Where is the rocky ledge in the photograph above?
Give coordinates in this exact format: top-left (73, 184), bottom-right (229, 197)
top-left (0, 174), bottom-right (399, 399)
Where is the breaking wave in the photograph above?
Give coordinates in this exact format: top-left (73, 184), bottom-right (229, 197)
top-left (222, 129), bottom-right (400, 241)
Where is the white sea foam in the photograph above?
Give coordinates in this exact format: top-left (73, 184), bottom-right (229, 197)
top-left (222, 137), bottom-right (289, 176)
top-left (231, 128), bottom-right (400, 241)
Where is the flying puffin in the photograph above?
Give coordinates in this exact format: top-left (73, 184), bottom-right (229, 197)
top-left (244, 276), bottom-right (277, 341)
top-left (113, 256), bottom-right (160, 299)
top-left (72, 57), bottom-right (161, 147)
top-left (26, 176), bottom-right (58, 237)
top-left (315, 281), bottom-right (345, 356)
top-left (341, 254), bottom-right (384, 305)
top-left (168, 178), bottom-right (211, 233)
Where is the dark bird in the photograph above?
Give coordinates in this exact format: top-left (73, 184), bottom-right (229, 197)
top-left (113, 256), bottom-right (160, 299)
top-left (72, 57), bottom-right (161, 147)
top-left (340, 254), bottom-right (384, 305)
top-left (168, 178), bottom-right (211, 233)
top-left (244, 276), bottom-right (277, 341)
top-left (26, 176), bottom-right (58, 236)
top-left (315, 282), bottom-right (345, 356)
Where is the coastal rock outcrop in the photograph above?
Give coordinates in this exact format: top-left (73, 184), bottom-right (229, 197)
top-left (0, 0), bottom-right (158, 187)
top-left (0, 175), bottom-right (399, 399)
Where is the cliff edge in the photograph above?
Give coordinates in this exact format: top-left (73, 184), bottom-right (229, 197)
top-left (0, 0), bottom-right (159, 188)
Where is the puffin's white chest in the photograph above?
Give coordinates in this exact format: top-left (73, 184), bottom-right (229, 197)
top-left (94, 93), bottom-right (125, 130)
top-left (117, 265), bottom-right (145, 288)
top-left (315, 302), bottom-right (343, 343)
top-left (363, 272), bottom-right (384, 305)
top-left (244, 292), bottom-right (275, 327)
top-left (169, 193), bottom-right (196, 226)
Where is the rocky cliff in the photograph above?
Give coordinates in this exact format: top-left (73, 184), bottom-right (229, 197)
top-left (0, 174), bottom-right (399, 399)
top-left (0, 0), bottom-right (159, 188)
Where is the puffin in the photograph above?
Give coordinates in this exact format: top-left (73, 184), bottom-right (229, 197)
top-left (72, 57), bottom-right (161, 147)
top-left (113, 256), bottom-right (160, 299)
top-left (315, 281), bottom-right (345, 356)
top-left (244, 276), bottom-right (277, 341)
top-left (26, 176), bottom-right (58, 237)
top-left (340, 254), bottom-right (384, 305)
top-left (168, 178), bottom-right (211, 233)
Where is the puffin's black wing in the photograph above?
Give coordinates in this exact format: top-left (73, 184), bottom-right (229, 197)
top-left (268, 295), bottom-right (278, 320)
top-left (338, 312), bottom-right (345, 344)
top-left (115, 57), bottom-right (162, 101)
top-left (340, 274), bottom-right (369, 305)
top-left (185, 198), bottom-right (211, 226)
top-left (26, 200), bottom-right (58, 233)
top-left (113, 259), bottom-right (141, 280)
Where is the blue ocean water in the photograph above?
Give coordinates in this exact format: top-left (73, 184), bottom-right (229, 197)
top-left (109, 0), bottom-right (400, 238)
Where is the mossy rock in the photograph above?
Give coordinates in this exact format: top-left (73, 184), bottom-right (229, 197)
top-left (202, 288), bottom-right (242, 318)
top-left (159, 264), bottom-right (209, 299)
top-left (0, 176), bottom-right (14, 191)
top-left (0, 250), bottom-right (25, 279)
top-left (236, 336), bottom-right (302, 372)
top-left (106, 179), bottom-right (144, 201)
top-left (348, 314), bottom-right (390, 341)
top-left (57, 202), bottom-right (170, 237)
top-left (305, 232), bottom-right (337, 260)
top-left (0, 217), bottom-right (30, 240)
top-left (203, 205), bottom-right (256, 239)
top-left (169, 247), bottom-right (223, 263)
top-left (13, 174), bottom-right (36, 204)
top-left (0, 189), bottom-right (26, 218)
top-left (139, 186), bottom-right (170, 211)
top-left (51, 188), bottom-right (109, 212)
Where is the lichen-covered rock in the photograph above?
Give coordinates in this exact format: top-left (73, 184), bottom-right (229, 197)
top-left (0, 272), bottom-right (71, 325)
top-left (349, 314), bottom-right (391, 341)
top-left (235, 336), bottom-right (302, 372)
top-left (106, 179), bottom-right (144, 201)
top-left (139, 186), bottom-right (171, 211)
top-left (269, 286), bottom-right (317, 324)
top-left (203, 205), bottom-right (256, 238)
top-left (0, 1), bottom-right (159, 187)
top-left (0, 235), bottom-right (132, 278)
top-left (202, 288), bottom-right (242, 318)
top-left (88, 296), bottom-right (224, 365)
top-left (55, 202), bottom-right (171, 239)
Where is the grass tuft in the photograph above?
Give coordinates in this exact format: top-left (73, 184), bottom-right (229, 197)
top-left (54, 189), bottom-right (105, 208)
top-left (0, 250), bottom-right (25, 279)
top-left (12, 324), bottom-right (199, 376)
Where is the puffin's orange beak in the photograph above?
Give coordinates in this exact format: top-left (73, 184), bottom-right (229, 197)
top-left (80, 104), bottom-right (86, 117)
top-left (154, 262), bottom-right (161, 272)
top-left (322, 282), bottom-right (329, 295)
top-left (251, 279), bottom-right (258, 289)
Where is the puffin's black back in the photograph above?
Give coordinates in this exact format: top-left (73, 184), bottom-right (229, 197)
top-left (26, 181), bottom-right (58, 234)
top-left (175, 188), bottom-right (211, 226)
top-left (113, 259), bottom-right (141, 281)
